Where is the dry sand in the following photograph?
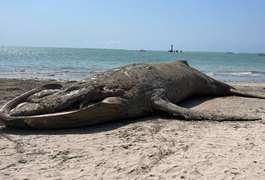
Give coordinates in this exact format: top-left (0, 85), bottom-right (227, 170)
top-left (0, 78), bottom-right (265, 179)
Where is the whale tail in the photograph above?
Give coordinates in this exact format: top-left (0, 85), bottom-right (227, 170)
top-left (229, 87), bottom-right (265, 99)
top-left (153, 98), bottom-right (261, 121)
top-left (152, 89), bottom-right (262, 121)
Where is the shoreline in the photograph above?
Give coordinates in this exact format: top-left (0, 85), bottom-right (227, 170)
top-left (1, 78), bottom-right (265, 179)
top-left (1, 70), bottom-right (265, 83)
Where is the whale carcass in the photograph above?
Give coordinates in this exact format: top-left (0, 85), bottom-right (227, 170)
top-left (0, 60), bottom-right (264, 129)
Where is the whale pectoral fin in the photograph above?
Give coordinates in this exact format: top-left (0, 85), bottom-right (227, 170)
top-left (151, 89), bottom-right (261, 121)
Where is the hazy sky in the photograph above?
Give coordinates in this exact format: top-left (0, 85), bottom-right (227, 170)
top-left (1, 0), bottom-right (265, 52)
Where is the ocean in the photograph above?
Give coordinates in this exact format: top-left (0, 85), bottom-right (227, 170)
top-left (0, 46), bottom-right (264, 82)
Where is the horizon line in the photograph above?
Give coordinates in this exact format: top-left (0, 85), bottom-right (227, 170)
top-left (0, 45), bottom-right (264, 54)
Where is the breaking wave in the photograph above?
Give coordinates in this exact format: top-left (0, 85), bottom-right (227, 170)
top-left (206, 71), bottom-right (264, 77)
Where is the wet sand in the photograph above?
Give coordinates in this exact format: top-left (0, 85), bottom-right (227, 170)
top-left (0, 78), bottom-right (265, 179)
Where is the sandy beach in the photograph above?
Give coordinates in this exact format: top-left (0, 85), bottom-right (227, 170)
top-left (1, 78), bottom-right (265, 179)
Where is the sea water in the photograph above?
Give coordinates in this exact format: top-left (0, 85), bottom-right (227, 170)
top-left (0, 46), bottom-right (264, 82)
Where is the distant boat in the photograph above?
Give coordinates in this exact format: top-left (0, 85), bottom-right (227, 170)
top-left (139, 49), bottom-right (146, 52)
top-left (258, 53), bottom-right (265, 56)
top-left (226, 52), bottom-right (234, 54)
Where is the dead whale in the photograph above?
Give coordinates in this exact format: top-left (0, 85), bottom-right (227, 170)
top-left (0, 60), bottom-right (264, 129)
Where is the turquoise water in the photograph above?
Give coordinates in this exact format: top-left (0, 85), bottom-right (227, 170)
top-left (0, 46), bottom-right (265, 82)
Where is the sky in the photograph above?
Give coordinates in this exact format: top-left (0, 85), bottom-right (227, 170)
top-left (1, 0), bottom-right (265, 52)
